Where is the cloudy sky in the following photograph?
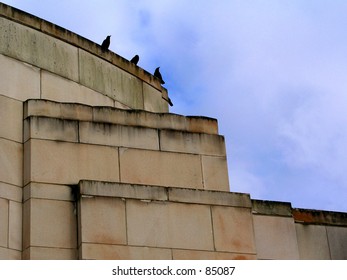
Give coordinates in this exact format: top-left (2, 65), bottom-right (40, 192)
top-left (3, 0), bottom-right (347, 212)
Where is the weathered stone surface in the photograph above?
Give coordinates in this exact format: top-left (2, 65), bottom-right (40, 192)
top-left (24, 116), bottom-right (79, 143)
top-left (0, 94), bottom-right (23, 142)
top-left (0, 182), bottom-right (22, 202)
top-left (79, 121), bottom-right (159, 150)
top-left (0, 198), bottom-right (9, 248)
top-left (212, 206), bottom-right (256, 254)
top-left (8, 201), bottom-right (21, 251)
top-left (0, 17), bottom-right (79, 81)
top-left (201, 156), bottom-right (229, 191)
top-left (23, 198), bottom-right (77, 249)
top-left (119, 148), bottom-right (203, 189)
top-left (92, 106), bottom-right (218, 134)
top-left (24, 99), bottom-right (93, 121)
top-left (127, 200), bottom-right (214, 250)
top-left (143, 83), bottom-right (168, 113)
top-left (252, 200), bottom-right (292, 217)
top-left (79, 50), bottom-right (143, 109)
top-left (160, 130), bottom-right (226, 156)
top-left (326, 226), bottom-right (347, 259)
top-left (0, 54), bottom-right (40, 101)
top-left (168, 188), bottom-right (251, 207)
top-left (187, 116), bottom-right (218, 134)
top-left (79, 197), bottom-right (126, 245)
top-left (41, 71), bottom-right (114, 107)
top-left (23, 183), bottom-right (74, 202)
top-left (80, 243), bottom-right (172, 260)
top-left (79, 181), bottom-right (168, 201)
top-left (172, 249), bottom-right (256, 260)
top-left (24, 139), bottom-right (119, 185)
top-left (295, 224), bottom-right (330, 259)
top-left (0, 247), bottom-right (21, 260)
top-left (253, 215), bottom-right (299, 259)
top-left (0, 138), bottom-right (22, 187)
top-left (22, 247), bottom-right (77, 260)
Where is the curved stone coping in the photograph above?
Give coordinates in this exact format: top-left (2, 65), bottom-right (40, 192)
top-left (0, 3), bottom-right (162, 91)
top-left (78, 180), bottom-right (252, 208)
top-left (24, 99), bottom-right (219, 134)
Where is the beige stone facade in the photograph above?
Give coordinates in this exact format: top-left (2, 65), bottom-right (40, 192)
top-left (0, 3), bottom-right (347, 260)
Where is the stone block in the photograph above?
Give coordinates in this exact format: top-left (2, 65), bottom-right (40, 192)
top-left (0, 182), bottom-right (22, 202)
top-left (0, 94), bottom-right (23, 142)
top-left (143, 83), bottom-right (168, 113)
top-left (79, 181), bottom-right (168, 201)
top-left (23, 247), bottom-right (77, 260)
top-left (23, 198), bottom-right (77, 249)
top-left (172, 249), bottom-right (257, 260)
top-left (0, 18), bottom-right (79, 81)
top-left (326, 226), bottom-right (347, 259)
top-left (252, 200), bottom-right (292, 217)
top-left (41, 71), bottom-right (114, 107)
top-left (80, 243), bottom-right (172, 260)
top-left (253, 215), bottom-right (299, 259)
top-left (0, 198), bottom-right (9, 247)
top-left (160, 130), bottom-right (226, 156)
top-left (79, 197), bottom-right (126, 245)
top-left (295, 224), bottom-right (330, 260)
top-left (79, 121), bottom-right (159, 150)
top-left (8, 201), bottom-right (22, 251)
top-left (201, 156), bottom-right (230, 191)
top-left (126, 200), bottom-right (214, 250)
top-left (92, 106), bottom-right (218, 134)
top-left (0, 247), bottom-right (21, 260)
top-left (24, 139), bottom-right (119, 185)
top-left (79, 50), bottom-right (143, 109)
top-left (0, 54), bottom-right (40, 101)
top-left (187, 116), bottom-right (218, 135)
top-left (119, 148), bottom-right (203, 189)
top-left (24, 99), bottom-right (93, 121)
top-left (212, 206), bottom-right (256, 254)
top-left (24, 116), bottom-right (78, 143)
top-left (23, 183), bottom-right (74, 202)
top-left (168, 188), bottom-right (251, 207)
top-left (0, 138), bottom-right (22, 186)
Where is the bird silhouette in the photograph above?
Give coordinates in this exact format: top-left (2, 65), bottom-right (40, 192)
top-left (130, 55), bottom-right (139, 65)
top-left (154, 67), bottom-right (165, 84)
top-left (101, 35), bottom-right (111, 51)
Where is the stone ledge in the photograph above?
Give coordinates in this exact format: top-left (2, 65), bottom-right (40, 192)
top-left (252, 199), bottom-right (293, 217)
top-left (24, 99), bottom-right (219, 134)
top-left (78, 180), bottom-right (250, 208)
top-left (0, 2), bottom-right (162, 91)
top-left (293, 208), bottom-right (347, 226)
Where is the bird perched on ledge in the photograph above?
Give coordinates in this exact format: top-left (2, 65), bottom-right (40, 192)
top-left (130, 54), bottom-right (139, 65)
top-left (154, 67), bottom-right (165, 84)
top-left (101, 35), bottom-right (111, 51)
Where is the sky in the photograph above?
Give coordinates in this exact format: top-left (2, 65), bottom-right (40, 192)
top-left (2, 0), bottom-right (347, 212)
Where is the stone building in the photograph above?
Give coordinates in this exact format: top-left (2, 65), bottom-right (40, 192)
top-left (0, 3), bottom-right (346, 260)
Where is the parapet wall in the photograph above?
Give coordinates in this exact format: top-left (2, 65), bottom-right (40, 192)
top-left (0, 3), bottom-right (347, 260)
top-left (0, 3), bottom-right (169, 112)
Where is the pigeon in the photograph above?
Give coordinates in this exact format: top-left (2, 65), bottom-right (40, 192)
top-left (130, 55), bottom-right (139, 65)
top-left (101, 35), bottom-right (111, 51)
top-left (154, 67), bottom-right (165, 84)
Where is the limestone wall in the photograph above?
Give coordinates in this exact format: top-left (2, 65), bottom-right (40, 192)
top-left (0, 3), bottom-right (347, 260)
